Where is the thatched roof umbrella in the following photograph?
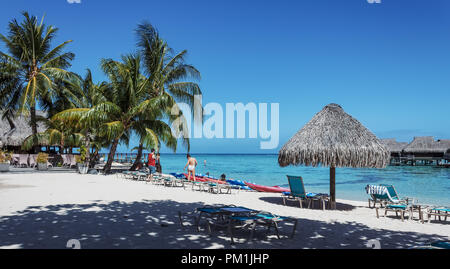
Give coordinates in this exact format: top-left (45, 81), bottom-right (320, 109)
top-left (278, 103), bottom-right (390, 209)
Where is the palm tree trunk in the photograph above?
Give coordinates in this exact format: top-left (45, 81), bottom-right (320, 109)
top-left (104, 138), bottom-right (119, 174)
top-left (130, 143), bottom-right (144, 171)
top-left (84, 132), bottom-right (91, 166)
top-left (30, 106), bottom-right (39, 153)
top-left (89, 147), bottom-right (99, 168)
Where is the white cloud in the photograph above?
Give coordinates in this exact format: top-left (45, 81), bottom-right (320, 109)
top-left (67, 0), bottom-right (81, 4)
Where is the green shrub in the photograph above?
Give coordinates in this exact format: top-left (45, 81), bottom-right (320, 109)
top-left (0, 150), bottom-right (12, 163)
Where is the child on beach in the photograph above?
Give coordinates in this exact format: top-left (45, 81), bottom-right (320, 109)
top-left (184, 154), bottom-right (197, 181)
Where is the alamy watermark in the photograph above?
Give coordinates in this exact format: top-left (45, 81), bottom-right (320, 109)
top-left (66, 239), bottom-right (81, 249)
top-left (170, 95), bottom-right (279, 150)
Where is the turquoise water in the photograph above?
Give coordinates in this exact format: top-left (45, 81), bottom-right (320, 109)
top-left (157, 154), bottom-right (450, 206)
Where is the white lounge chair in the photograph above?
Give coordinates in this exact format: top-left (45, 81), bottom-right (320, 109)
top-left (68, 154), bottom-right (77, 168)
top-left (18, 154), bottom-right (28, 167)
top-left (11, 154), bottom-right (20, 167)
top-left (61, 154), bottom-right (70, 167)
top-left (29, 154), bottom-right (37, 168)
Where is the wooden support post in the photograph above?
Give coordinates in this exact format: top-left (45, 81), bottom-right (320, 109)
top-left (330, 166), bottom-right (336, 210)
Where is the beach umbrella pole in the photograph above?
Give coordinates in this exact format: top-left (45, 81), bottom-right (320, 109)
top-left (330, 166), bottom-right (336, 209)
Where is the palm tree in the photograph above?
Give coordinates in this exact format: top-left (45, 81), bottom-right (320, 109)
top-left (129, 22), bottom-right (202, 168)
top-left (54, 53), bottom-right (177, 174)
top-left (21, 117), bottom-right (84, 152)
top-left (0, 12), bottom-right (74, 152)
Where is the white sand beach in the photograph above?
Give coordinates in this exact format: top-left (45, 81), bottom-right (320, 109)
top-left (0, 172), bottom-right (448, 249)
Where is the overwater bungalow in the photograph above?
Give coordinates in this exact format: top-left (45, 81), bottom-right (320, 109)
top-left (401, 136), bottom-right (450, 166)
top-left (381, 138), bottom-right (408, 157)
top-left (380, 138), bottom-right (408, 165)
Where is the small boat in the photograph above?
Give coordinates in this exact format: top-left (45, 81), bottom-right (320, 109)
top-left (183, 173), bottom-right (227, 184)
top-left (245, 182), bottom-right (290, 193)
top-left (182, 173), bottom-right (208, 182)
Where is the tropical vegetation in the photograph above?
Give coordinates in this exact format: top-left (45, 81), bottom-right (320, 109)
top-left (0, 13), bottom-right (202, 174)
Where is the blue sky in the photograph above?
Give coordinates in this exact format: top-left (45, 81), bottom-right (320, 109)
top-left (1, 0), bottom-right (449, 153)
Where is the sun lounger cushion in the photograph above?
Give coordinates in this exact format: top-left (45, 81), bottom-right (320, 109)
top-left (197, 208), bottom-right (223, 214)
top-left (386, 204), bottom-right (407, 209)
top-left (431, 241), bottom-right (450, 249)
top-left (432, 208), bottom-right (450, 212)
top-left (256, 213), bottom-right (288, 221)
top-left (221, 207), bottom-right (254, 213)
top-left (230, 216), bottom-right (259, 221)
top-left (282, 191), bottom-right (326, 198)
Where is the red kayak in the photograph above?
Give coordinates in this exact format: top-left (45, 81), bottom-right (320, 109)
top-left (245, 182), bottom-right (290, 193)
top-left (183, 173), bottom-right (208, 182)
top-left (183, 173), bottom-right (226, 184)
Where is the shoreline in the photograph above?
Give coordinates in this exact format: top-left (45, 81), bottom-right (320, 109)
top-left (0, 172), bottom-right (449, 249)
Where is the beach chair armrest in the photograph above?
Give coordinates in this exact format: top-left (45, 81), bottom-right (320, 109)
top-left (402, 197), bottom-right (417, 204)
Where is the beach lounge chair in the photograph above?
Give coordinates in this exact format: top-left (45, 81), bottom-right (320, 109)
top-left (68, 154), bottom-right (77, 168)
top-left (17, 154), bottom-right (29, 167)
top-left (424, 207), bottom-right (450, 223)
top-left (411, 241), bottom-right (450, 249)
top-left (189, 205), bottom-right (297, 244)
top-left (29, 154), bottom-right (37, 168)
top-left (227, 211), bottom-right (298, 244)
top-left (118, 170), bottom-right (130, 179)
top-left (128, 171), bottom-right (147, 181)
top-left (376, 204), bottom-right (412, 222)
top-left (282, 175), bottom-right (329, 210)
top-left (61, 154), bottom-right (70, 167)
top-left (365, 184), bottom-right (410, 208)
top-left (205, 182), bottom-right (232, 194)
top-left (11, 154), bottom-right (19, 167)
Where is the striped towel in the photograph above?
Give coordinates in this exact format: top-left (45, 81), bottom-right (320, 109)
top-left (365, 185), bottom-right (388, 195)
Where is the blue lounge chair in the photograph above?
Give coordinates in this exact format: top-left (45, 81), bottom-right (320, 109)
top-left (425, 207), bottom-right (450, 223)
top-left (365, 184), bottom-right (410, 208)
top-left (228, 212), bottom-right (297, 244)
top-left (376, 204), bottom-right (411, 221)
top-left (282, 175), bottom-right (329, 210)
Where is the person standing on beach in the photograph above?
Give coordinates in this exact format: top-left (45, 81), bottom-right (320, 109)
top-left (147, 149), bottom-right (156, 175)
top-left (184, 154), bottom-right (198, 181)
top-left (155, 153), bottom-right (162, 173)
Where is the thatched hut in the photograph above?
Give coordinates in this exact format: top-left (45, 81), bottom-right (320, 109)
top-left (402, 136), bottom-right (450, 158)
top-left (445, 149), bottom-right (450, 161)
top-left (0, 111), bottom-right (48, 152)
top-left (380, 138), bottom-right (408, 157)
top-left (278, 103), bottom-right (390, 209)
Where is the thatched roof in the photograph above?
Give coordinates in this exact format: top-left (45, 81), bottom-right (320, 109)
top-left (0, 111), bottom-right (47, 147)
top-left (403, 136), bottom-right (450, 154)
top-left (278, 103), bottom-right (390, 168)
top-left (380, 138), bottom-right (408, 153)
top-left (438, 139), bottom-right (450, 151)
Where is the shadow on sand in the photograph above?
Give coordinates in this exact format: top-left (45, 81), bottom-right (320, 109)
top-left (0, 200), bottom-right (445, 249)
top-left (258, 196), bottom-right (358, 211)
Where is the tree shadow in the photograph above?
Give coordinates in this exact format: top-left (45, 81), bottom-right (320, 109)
top-left (0, 200), bottom-right (445, 249)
